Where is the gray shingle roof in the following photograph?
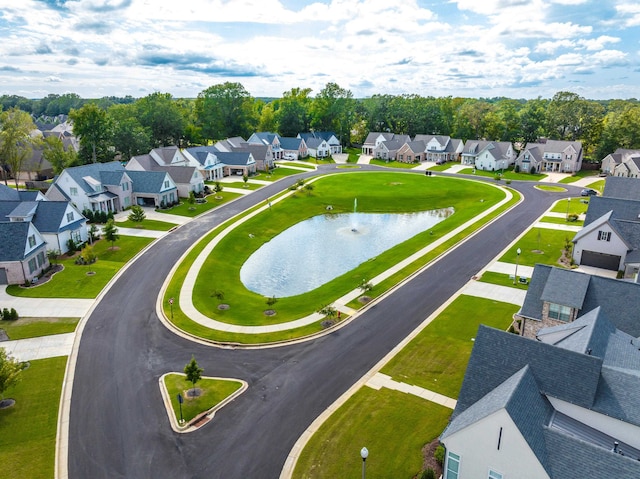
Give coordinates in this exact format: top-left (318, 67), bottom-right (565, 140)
top-left (0, 184), bottom-right (20, 201)
top-left (603, 176), bottom-right (640, 201)
top-left (455, 326), bottom-right (603, 414)
top-left (32, 201), bottom-right (85, 234)
top-left (214, 151), bottom-right (253, 166)
top-left (519, 264), bottom-right (640, 337)
top-left (0, 222), bottom-right (33, 261)
top-left (278, 137), bottom-right (303, 150)
top-left (125, 170), bottom-right (172, 194)
top-left (62, 161), bottom-right (124, 194)
top-left (540, 266), bottom-right (590, 309)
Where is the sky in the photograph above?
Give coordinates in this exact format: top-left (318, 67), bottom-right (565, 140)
top-left (0, 0), bottom-right (639, 100)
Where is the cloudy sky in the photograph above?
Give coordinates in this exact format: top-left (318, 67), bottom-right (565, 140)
top-left (0, 0), bottom-right (638, 100)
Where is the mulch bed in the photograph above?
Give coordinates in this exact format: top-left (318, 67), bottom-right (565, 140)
top-left (20, 264), bottom-right (63, 288)
top-left (264, 309), bottom-right (276, 316)
top-left (418, 438), bottom-right (443, 478)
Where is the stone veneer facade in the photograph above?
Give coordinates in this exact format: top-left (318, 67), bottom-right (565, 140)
top-left (518, 302), bottom-right (579, 339)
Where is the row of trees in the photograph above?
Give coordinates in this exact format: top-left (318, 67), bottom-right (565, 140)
top-left (2, 85), bottom-right (640, 181)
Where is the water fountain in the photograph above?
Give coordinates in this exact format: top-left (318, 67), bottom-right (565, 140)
top-left (351, 198), bottom-right (358, 232)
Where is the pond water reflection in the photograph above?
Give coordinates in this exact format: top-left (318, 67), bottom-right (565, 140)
top-left (240, 208), bottom-right (454, 297)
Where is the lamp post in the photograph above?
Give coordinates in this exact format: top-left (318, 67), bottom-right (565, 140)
top-left (566, 197), bottom-right (570, 220)
top-left (177, 393), bottom-right (184, 424)
top-left (514, 248), bottom-right (521, 284)
top-left (360, 447), bottom-right (369, 479)
top-left (169, 297), bottom-right (174, 319)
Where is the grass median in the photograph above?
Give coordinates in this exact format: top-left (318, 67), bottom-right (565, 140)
top-left (0, 317), bottom-right (79, 340)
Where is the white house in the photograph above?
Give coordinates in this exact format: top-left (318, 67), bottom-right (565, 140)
top-left (0, 221), bottom-right (49, 284)
top-left (414, 135), bottom-right (464, 162)
top-left (461, 140), bottom-right (515, 171)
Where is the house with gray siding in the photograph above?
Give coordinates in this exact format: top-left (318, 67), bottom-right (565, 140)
top-left (0, 221), bottom-right (49, 285)
top-left (515, 140), bottom-right (583, 174)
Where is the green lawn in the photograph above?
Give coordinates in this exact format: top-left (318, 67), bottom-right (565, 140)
top-left (381, 296), bottom-right (518, 398)
top-left (585, 179), bottom-right (605, 192)
top-left (550, 197), bottom-right (589, 215)
top-left (558, 170), bottom-right (599, 184)
top-left (428, 163), bottom-right (455, 171)
top-left (189, 173), bottom-right (504, 326)
top-left (277, 161), bottom-right (316, 170)
top-left (252, 167), bottom-right (307, 181)
top-left (157, 191), bottom-right (241, 217)
top-left (476, 271), bottom-right (530, 290)
top-left (0, 357), bottom-right (67, 479)
top-left (0, 317), bottom-right (79, 340)
top-left (535, 185), bottom-right (567, 192)
top-left (500, 228), bottom-right (574, 268)
top-left (458, 168), bottom-right (547, 181)
top-left (115, 218), bottom-right (177, 231)
top-left (293, 387), bottom-right (451, 479)
top-left (6, 236), bottom-right (153, 298)
top-left (540, 216), bottom-right (584, 226)
top-left (344, 147), bottom-right (360, 163)
top-left (369, 158), bottom-right (419, 169)
top-left (223, 181), bottom-right (263, 190)
top-left (163, 373), bottom-right (243, 424)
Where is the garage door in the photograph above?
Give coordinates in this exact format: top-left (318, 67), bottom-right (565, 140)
top-left (0, 268), bottom-right (7, 284)
top-left (580, 251), bottom-right (621, 271)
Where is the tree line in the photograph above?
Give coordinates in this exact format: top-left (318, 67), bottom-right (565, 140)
top-left (2, 84), bottom-right (640, 178)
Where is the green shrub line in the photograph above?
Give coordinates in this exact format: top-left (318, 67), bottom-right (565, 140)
top-left (162, 173), bottom-right (517, 344)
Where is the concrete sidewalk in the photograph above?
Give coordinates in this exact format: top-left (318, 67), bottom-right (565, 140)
top-left (1, 333), bottom-right (74, 361)
top-left (366, 373), bottom-right (457, 409)
top-left (114, 207), bottom-right (189, 225)
top-left (0, 286), bottom-right (94, 318)
top-left (115, 227), bottom-right (168, 238)
top-left (461, 280), bottom-right (527, 306)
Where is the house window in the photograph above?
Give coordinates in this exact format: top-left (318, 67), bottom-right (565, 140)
top-left (37, 251), bottom-right (45, 267)
top-left (399, 154), bottom-right (403, 161)
top-left (121, 182), bottom-right (129, 191)
top-left (67, 212), bottom-right (74, 222)
top-left (488, 470), bottom-right (503, 479)
top-left (548, 303), bottom-right (572, 322)
top-left (164, 180), bottom-right (170, 188)
top-left (28, 257), bottom-right (37, 274)
top-left (70, 187), bottom-right (78, 196)
top-left (597, 230), bottom-right (611, 242)
top-left (445, 451), bottom-right (460, 479)
top-left (28, 234), bottom-right (36, 248)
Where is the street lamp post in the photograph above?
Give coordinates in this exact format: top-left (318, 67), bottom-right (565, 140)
top-left (514, 248), bottom-right (522, 284)
top-left (360, 447), bottom-right (369, 479)
top-left (169, 297), bottom-right (174, 319)
top-left (566, 198), bottom-right (570, 220)
top-left (177, 393), bottom-right (184, 424)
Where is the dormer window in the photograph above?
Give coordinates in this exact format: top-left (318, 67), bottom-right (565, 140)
top-left (548, 303), bottom-right (572, 322)
top-left (28, 234), bottom-right (36, 248)
top-left (67, 212), bottom-right (74, 222)
top-left (597, 231), bottom-right (611, 242)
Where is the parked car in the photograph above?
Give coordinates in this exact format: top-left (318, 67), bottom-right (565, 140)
top-left (581, 188), bottom-right (598, 196)
top-left (435, 158), bottom-right (446, 165)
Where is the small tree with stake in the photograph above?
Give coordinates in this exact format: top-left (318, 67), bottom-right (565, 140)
top-left (184, 356), bottom-right (203, 397)
top-left (0, 348), bottom-right (23, 408)
top-left (103, 219), bottom-right (119, 250)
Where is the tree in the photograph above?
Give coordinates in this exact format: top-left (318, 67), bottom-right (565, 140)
top-left (0, 348), bottom-right (23, 406)
top-left (128, 205), bottom-right (146, 223)
top-left (310, 83), bottom-right (355, 146)
top-left (183, 356), bottom-right (203, 396)
top-left (108, 103), bottom-right (151, 160)
top-left (359, 278), bottom-right (373, 294)
top-left (42, 136), bottom-right (78, 175)
top-left (102, 219), bottom-right (119, 249)
top-left (194, 82), bottom-right (257, 141)
top-left (0, 107), bottom-right (40, 188)
top-left (69, 103), bottom-right (113, 163)
top-left (243, 174), bottom-right (249, 187)
top-left (276, 87), bottom-right (312, 137)
top-left (134, 92), bottom-right (185, 147)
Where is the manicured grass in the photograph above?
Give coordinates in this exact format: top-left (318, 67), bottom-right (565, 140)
top-left (336, 165), bottom-right (361, 169)
top-left (6, 236), bottom-right (153, 298)
top-left (550, 197), bottom-right (589, 215)
top-left (381, 296), bottom-right (517, 398)
top-left (163, 373), bottom-right (243, 424)
top-left (428, 163), bottom-right (454, 171)
top-left (558, 170), bottom-right (599, 184)
top-left (293, 387), bottom-right (451, 479)
top-left (190, 173), bottom-right (504, 326)
top-left (535, 185), bottom-right (567, 192)
top-left (253, 167), bottom-right (306, 181)
top-left (223, 181), bottom-right (263, 190)
top-left (585, 179), bottom-right (605, 192)
top-left (500, 228), bottom-right (574, 268)
top-left (540, 216), bottom-right (584, 226)
top-left (476, 271), bottom-right (530, 290)
top-left (344, 147), bottom-right (360, 163)
top-left (369, 158), bottom-right (419, 169)
top-left (0, 317), bottom-right (79, 340)
top-left (157, 192), bottom-right (241, 217)
top-left (458, 168), bottom-right (547, 181)
top-left (115, 218), bottom-right (177, 231)
top-left (277, 161), bottom-right (316, 170)
top-left (0, 357), bottom-right (67, 479)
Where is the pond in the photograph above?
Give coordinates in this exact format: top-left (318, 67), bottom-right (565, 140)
top-left (240, 208), bottom-right (454, 297)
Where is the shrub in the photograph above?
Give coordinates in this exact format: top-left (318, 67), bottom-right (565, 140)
top-left (2, 308), bottom-right (10, 320)
top-left (9, 308), bottom-right (18, 320)
top-left (514, 164), bottom-right (520, 173)
top-left (66, 238), bottom-right (77, 254)
top-left (82, 209), bottom-right (95, 223)
top-left (128, 205), bottom-right (146, 222)
top-left (420, 468), bottom-right (436, 479)
top-left (567, 213), bottom-right (579, 222)
top-left (505, 179), bottom-right (512, 185)
top-left (1, 308), bottom-right (18, 321)
top-left (434, 445), bottom-right (445, 466)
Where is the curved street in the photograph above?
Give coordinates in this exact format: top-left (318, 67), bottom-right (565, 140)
top-left (66, 167), bottom-right (577, 478)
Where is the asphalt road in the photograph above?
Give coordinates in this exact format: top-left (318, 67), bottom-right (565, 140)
top-left (68, 168), bottom-right (578, 478)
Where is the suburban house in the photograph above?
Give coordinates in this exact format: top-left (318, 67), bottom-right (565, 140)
top-left (514, 264), bottom-right (640, 339)
top-left (515, 140), bottom-right (583, 174)
top-left (278, 136), bottom-right (308, 160)
top-left (146, 145), bottom-right (196, 168)
top-left (247, 132), bottom-right (284, 160)
top-left (440, 312), bottom-right (640, 479)
top-left (413, 135), bottom-right (464, 162)
top-left (0, 221), bottom-right (49, 285)
top-left (600, 148), bottom-right (640, 177)
top-left (209, 151), bottom-right (256, 177)
top-left (303, 136), bottom-right (331, 159)
top-left (297, 131), bottom-right (341, 155)
top-left (571, 177), bottom-right (640, 275)
top-left (361, 132), bottom-right (395, 156)
top-left (126, 154), bottom-right (204, 198)
top-left (461, 140), bottom-right (516, 171)
top-left (182, 146), bottom-right (226, 181)
top-left (396, 140), bottom-right (426, 163)
top-left (373, 135), bottom-right (411, 161)
top-left (46, 161), bottom-right (178, 210)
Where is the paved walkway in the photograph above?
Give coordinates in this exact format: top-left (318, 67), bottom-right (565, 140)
top-left (114, 207), bottom-right (189, 225)
top-left (114, 227), bottom-right (167, 238)
top-left (357, 154), bottom-right (371, 164)
top-left (487, 261), bottom-right (534, 278)
top-left (0, 286), bottom-right (94, 318)
top-left (1, 333), bottom-right (75, 361)
top-left (461, 280), bottom-right (527, 306)
top-left (366, 373), bottom-right (457, 409)
top-left (219, 187), bottom-right (252, 195)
